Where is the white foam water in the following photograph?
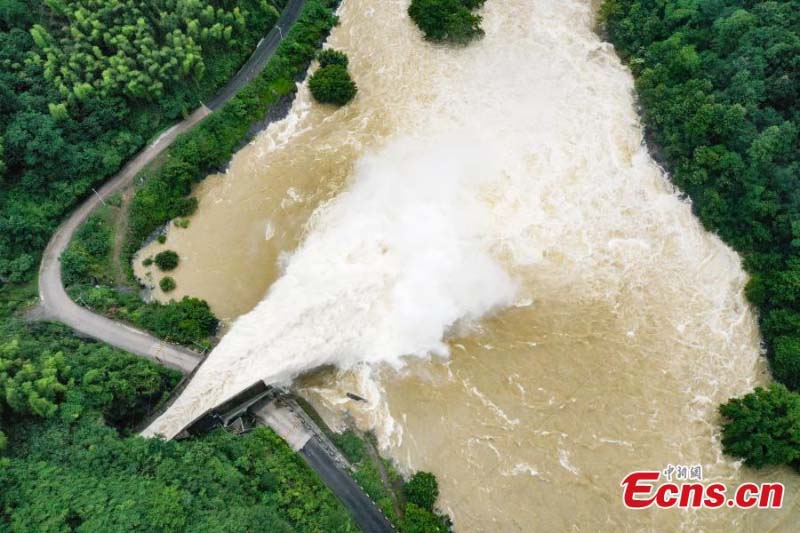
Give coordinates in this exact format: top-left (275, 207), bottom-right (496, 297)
top-left (142, 2), bottom-right (800, 530)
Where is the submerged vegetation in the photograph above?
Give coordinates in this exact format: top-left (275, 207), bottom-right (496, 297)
top-left (309, 49), bottom-right (357, 105)
top-left (602, 0), bottom-right (800, 467)
top-left (154, 250), bottom-right (180, 271)
top-left (408, 0), bottom-right (486, 44)
top-left (318, 48), bottom-right (350, 68)
top-left (160, 276), bottom-right (177, 293)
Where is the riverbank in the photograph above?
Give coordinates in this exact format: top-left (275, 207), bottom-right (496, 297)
top-left (56, 0), bottom-right (343, 351)
top-left (0, 2), bottom-right (382, 528)
top-left (143, 0), bottom-right (800, 528)
top-left (289, 394), bottom-right (452, 530)
top-left (600, 0), bottom-right (800, 473)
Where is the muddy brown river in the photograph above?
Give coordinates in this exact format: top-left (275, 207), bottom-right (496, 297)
top-left (139, 0), bottom-right (800, 529)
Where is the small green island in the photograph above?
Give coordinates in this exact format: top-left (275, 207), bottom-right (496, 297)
top-left (309, 48), bottom-right (358, 105)
top-left (154, 250), bottom-right (180, 271)
top-left (408, 0), bottom-right (486, 44)
top-left (159, 276), bottom-right (177, 293)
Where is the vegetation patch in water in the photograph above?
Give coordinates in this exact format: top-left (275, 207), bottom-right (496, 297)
top-left (154, 250), bottom-right (179, 271)
top-left (159, 276), bottom-right (177, 293)
top-left (309, 49), bottom-right (358, 106)
top-left (408, 0), bottom-right (486, 44)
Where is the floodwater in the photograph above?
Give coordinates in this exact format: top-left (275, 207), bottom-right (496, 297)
top-left (140, 0), bottom-right (800, 529)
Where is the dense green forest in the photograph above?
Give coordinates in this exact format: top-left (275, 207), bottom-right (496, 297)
top-left (0, 0), bottom-right (281, 284)
top-left (55, 0), bottom-right (345, 347)
top-left (0, 296), bottom-right (354, 530)
top-left (0, 0), bottom-right (454, 529)
top-left (601, 0), bottom-right (800, 467)
top-left (0, 1), bottom-right (368, 530)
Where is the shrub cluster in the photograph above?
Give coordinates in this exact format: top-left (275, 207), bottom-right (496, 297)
top-left (67, 284), bottom-right (218, 348)
top-left (159, 276), bottom-right (177, 293)
top-left (154, 250), bottom-right (179, 271)
top-left (408, 0), bottom-right (486, 44)
top-left (332, 429), bottom-right (452, 531)
top-left (317, 48), bottom-right (349, 68)
top-left (404, 472), bottom-right (440, 511)
top-left (61, 211), bottom-right (113, 286)
top-left (309, 49), bottom-right (357, 106)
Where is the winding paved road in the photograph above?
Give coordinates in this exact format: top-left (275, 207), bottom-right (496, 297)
top-left (32, 5), bottom-right (395, 531)
top-left (34, 0), bottom-right (307, 374)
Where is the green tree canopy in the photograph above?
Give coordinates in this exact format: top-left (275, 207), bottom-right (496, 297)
top-left (404, 471), bottom-right (439, 511)
top-left (401, 503), bottom-right (450, 533)
top-left (154, 250), bottom-right (179, 271)
top-left (408, 0), bottom-right (485, 44)
top-left (0, 338), bottom-right (70, 420)
top-left (318, 48), bottom-right (348, 68)
top-left (30, 0), bottom-right (251, 102)
top-left (719, 384), bottom-right (800, 468)
top-left (159, 276), bottom-right (176, 292)
top-left (309, 64), bottom-right (357, 106)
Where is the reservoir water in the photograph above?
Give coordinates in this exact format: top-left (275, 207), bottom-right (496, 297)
top-left (140, 0), bottom-right (800, 529)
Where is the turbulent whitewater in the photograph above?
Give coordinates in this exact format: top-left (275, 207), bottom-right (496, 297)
top-left (142, 0), bottom-right (800, 529)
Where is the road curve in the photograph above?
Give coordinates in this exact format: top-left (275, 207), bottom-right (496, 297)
top-left (35, 0), bottom-right (307, 374)
top-left (33, 6), bottom-right (396, 531)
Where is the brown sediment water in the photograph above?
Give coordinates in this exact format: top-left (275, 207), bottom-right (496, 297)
top-left (140, 0), bottom-right (800, 529)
